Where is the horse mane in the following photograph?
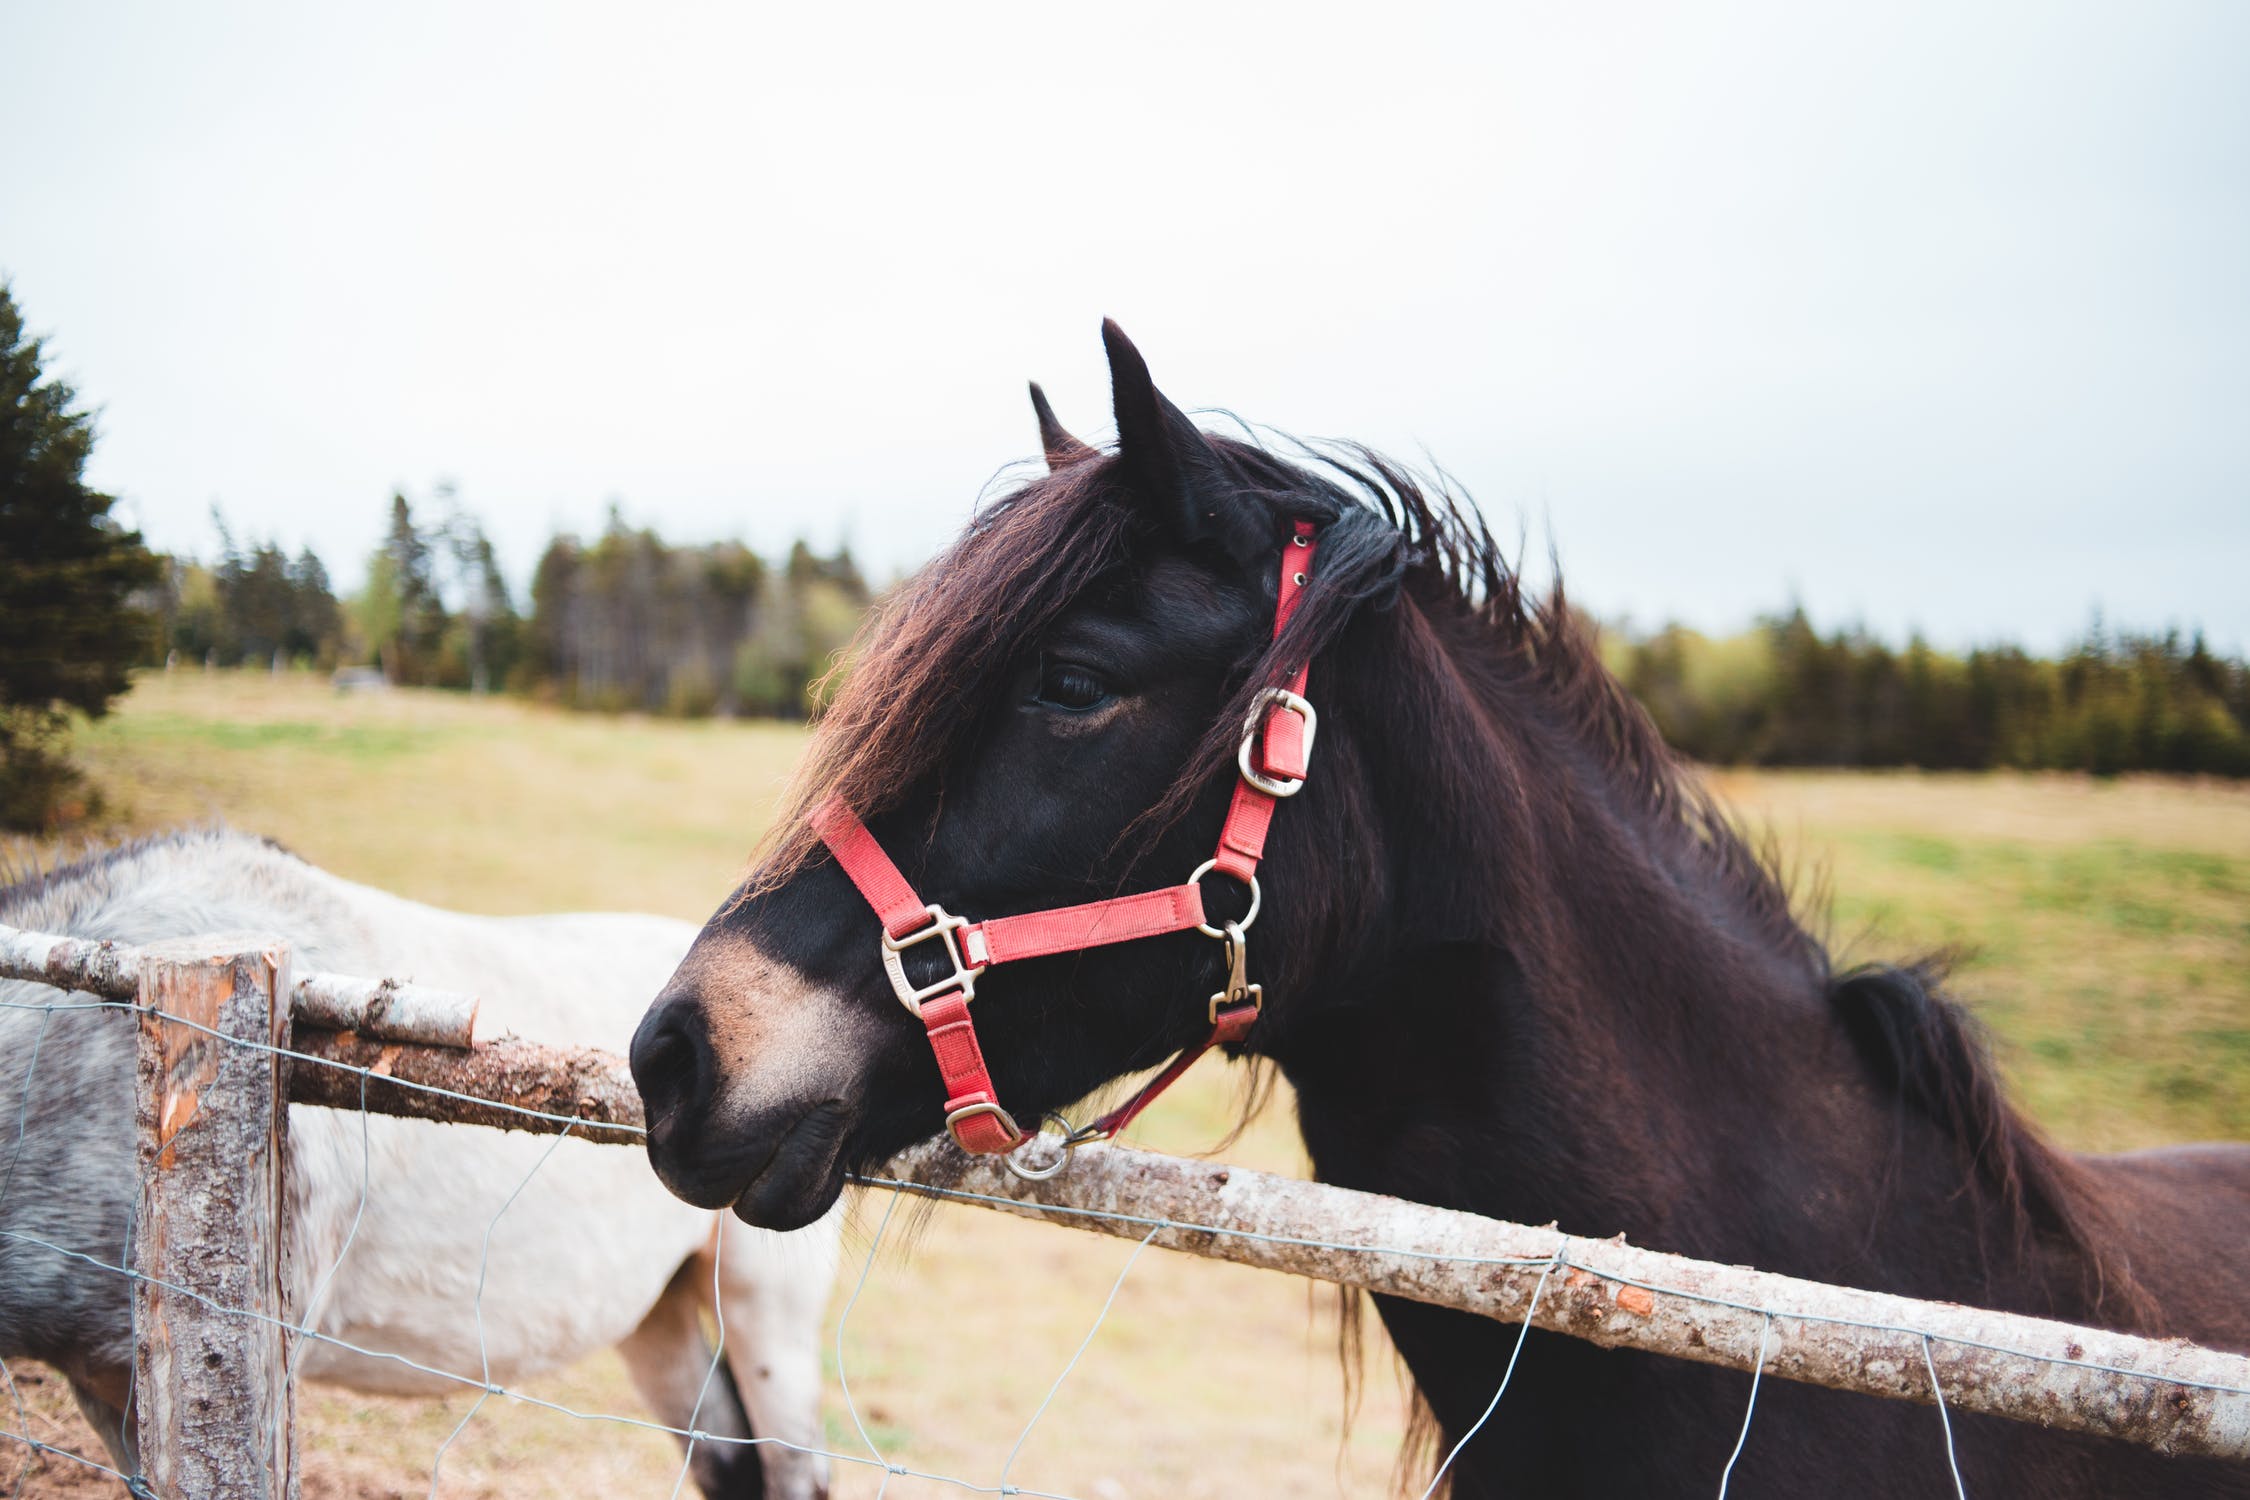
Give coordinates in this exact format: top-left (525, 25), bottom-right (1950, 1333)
top-left (1831, 959), bottom-right (2145, 1320)
top-left (759, 429), bottom-right (2126, 1307)
top-left (0, 827), bottom-right (307, 935)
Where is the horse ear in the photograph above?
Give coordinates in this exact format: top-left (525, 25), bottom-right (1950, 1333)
top-left (1027, 382), bottom-right (1095, 471)
top-left (1100, 319), bottom-right (1275, 575)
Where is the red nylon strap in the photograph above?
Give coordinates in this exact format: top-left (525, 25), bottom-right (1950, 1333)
top-left (810, 521), bottom-right (1319, 1154)
top-left (1213, 520), bottom-right (1319, 881)
top-left (810, 797), bottom-right (929, 939)
top-left (809, 799), bottom-right (1032, 1149)
top-left (963, 885), bottom-right (1204, 967)
top-left (919, 992), bottom-right (1024, 1152)
top-left (1088, 999), bottom-right (1261, 1139)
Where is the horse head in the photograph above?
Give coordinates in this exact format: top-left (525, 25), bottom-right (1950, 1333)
top-left (630, 322), bottom-right (1409, 1229)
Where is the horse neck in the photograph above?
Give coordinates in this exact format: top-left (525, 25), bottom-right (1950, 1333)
top-left (1274, 597), bottom-right (1997, 1279)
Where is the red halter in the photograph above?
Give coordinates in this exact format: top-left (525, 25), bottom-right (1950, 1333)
top-left (812, 520), bottom-right (1319, 1161)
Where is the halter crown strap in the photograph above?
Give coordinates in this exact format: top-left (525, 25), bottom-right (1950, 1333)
top-left (814, 519), bottom-right (1319, 1155)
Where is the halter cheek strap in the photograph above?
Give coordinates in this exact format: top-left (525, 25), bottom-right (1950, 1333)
top-left (814, 520), bottom-right (1320, 1157)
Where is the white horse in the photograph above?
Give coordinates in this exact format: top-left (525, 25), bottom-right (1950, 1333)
top-left (0, 830), bottom-right (839, 1499)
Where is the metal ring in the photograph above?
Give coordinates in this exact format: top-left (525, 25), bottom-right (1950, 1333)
top-left (1004, 1112), bottom-right (1081, 1182)
top-left (1188, 857), bottom-right (1261, 938)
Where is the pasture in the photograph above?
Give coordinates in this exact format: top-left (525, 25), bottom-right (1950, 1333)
top-left (7, 669), bottom-right (2246, 1497)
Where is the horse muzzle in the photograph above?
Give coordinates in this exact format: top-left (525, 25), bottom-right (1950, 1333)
top-left (630, 969), bottom-right (864, 1231)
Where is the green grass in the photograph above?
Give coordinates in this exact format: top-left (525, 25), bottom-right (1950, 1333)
top-left (1820, 831), bottom-right (2250, 1145)
top-left (1715, 769), bottom-right (2250, 1152)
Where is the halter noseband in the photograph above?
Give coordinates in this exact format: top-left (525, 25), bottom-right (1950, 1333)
top-left (812, 520), bottom-right (1320, 1170)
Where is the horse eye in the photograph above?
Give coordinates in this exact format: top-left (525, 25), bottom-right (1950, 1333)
top-left (1032, 660), bottom-right (1111, 712)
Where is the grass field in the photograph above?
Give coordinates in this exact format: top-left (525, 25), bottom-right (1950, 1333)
top-left (7, 671), bottom-right (2246, 1498)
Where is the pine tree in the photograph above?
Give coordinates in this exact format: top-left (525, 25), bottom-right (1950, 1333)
top-left (0, 284), bottom-right (160, 827)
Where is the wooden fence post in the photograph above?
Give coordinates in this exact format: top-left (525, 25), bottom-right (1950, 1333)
top-left (132, 935), bottom-right (298, 1499)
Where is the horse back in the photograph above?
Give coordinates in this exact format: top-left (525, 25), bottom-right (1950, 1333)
top-left (2075, 1141), bottom-right (2250, 1351)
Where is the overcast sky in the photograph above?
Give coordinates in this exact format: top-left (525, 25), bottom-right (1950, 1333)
top-left (4, 1), bottom-right (2245, 651)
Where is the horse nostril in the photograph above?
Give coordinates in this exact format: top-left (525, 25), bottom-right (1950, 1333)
top-left (629, 997), bottom-right (713, 1125)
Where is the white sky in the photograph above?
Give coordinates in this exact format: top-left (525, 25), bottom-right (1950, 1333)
top-left (4, 1), bottom-right (2245, 651)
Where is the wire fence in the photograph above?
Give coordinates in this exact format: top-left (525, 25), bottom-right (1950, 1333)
top-left (2, 921), bottom-right (2247, 1499)
top-left (0, 982), bottom-right (1269, 1499)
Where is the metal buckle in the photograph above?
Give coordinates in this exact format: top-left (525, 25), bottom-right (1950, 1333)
top-left (1237, 686), bottom-right (1317, 798)
top-left (880, 904), bottom-right (984, 1015)
top-left (1188, 858), bottom-right (1262, 939)
top-left (1207, 921), bottom-right (1262, 1025)
top-left (945, 1099), bottom-right (1024, 1151)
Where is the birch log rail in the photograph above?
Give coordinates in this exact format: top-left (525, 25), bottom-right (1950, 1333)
top-left (285, 1028), bottom-right (645, 1144)
top-left (0, 921), bottom-right (479, 1047)
top-left (869, 1141), bottom-right (2250, 1464)
top-left (5, 920), bottom-right (2248, 1462)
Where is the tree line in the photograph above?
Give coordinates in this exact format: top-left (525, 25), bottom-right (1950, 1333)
top-left (151, 496), bottom-right (2250, 779)
top-left (1615, 608), bottom-right (2250, 778)
top-left (143, 494), bottom-right (871, 719)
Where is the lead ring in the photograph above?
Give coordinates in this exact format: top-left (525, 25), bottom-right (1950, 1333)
top-left (1188, 857), bottom-right (1261, 938)
top-left (1005, 1112), bottom-right (1081, 1182)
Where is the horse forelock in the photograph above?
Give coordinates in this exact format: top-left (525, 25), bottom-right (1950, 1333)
top-left (748, 458), bottom-right (1143, 892)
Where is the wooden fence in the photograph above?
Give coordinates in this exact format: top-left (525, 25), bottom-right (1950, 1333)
top-left (3, 920), bottom-right (2247, 1498)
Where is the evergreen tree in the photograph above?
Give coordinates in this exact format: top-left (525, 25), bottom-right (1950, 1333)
top-left (0, 284), bottom-right (160, 828)
top-left (356, 492), bottom-right (451, 683)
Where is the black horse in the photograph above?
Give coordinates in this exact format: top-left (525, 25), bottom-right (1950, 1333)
top-left (632, 323), bottom-right (2250, 1497)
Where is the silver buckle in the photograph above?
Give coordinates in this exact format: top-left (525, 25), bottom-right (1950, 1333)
top-left (945, 1099), bottom-right (1023, 1151)
top-left (880, 904), bottom-right (983, 1015)
top-left (1237, 686), bottom-right (1317, 798)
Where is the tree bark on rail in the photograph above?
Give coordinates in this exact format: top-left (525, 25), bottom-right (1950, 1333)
top-left (868, 1139), bottom-right (2250, 1464)
top-left (286, 972), bottom-right (479, 1048)
top-left (1, 921), bottom-right (480, 1047)
top-left (285, 1029), bottom-right (646, 1146)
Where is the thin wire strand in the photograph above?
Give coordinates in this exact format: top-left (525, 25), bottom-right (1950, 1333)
top-left (422, 1389), bottom-right (490, 1500)
top-left (0, 1007), bottom-right (53, 1211)
top-left (426, 1120), bottom-right (579, 1498)
top-left (668, 1224), bottom-right (732, 1500)
top-left (1418, 1247), bottom-right (1564, 1500)
top-left (0, 1416), bottom-right (144, 1493)
top-left (288, 1070), bottom-right (374, 1385)
top-left (0, 1021), bottom-right (67, 1496)
top-left (853, 1173), bottom-right (1556, 1273)
top-left (999, 1224), bottom-right (1163, 1491)
top-left (1922, 1334), bottom-right (1969, 1500)
top-left (836, 1192), bottom-right (902, 1479)
top-left (0, 1359), bottom-right (41, 1499)
top-left (1716, 1311), bottom-right (1773, 1498)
